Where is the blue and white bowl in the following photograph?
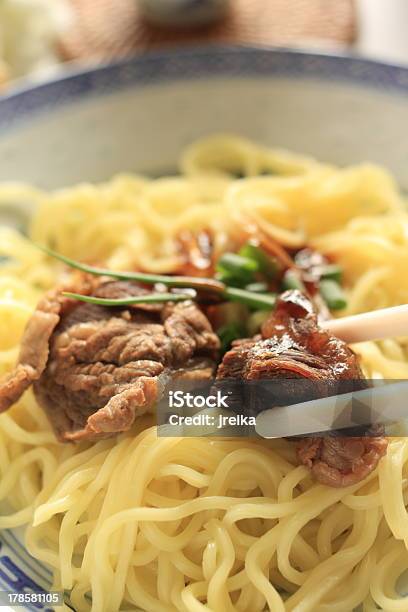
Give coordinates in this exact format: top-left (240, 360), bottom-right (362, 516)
top-left (1, 45), bottom-right (408, 610)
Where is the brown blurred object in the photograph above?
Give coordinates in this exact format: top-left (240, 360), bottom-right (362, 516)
top-left (59, 0), bottom-right (355, 62)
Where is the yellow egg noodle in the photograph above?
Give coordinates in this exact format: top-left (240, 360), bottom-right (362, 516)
top-left (0, 135), bottom-right (408, 611)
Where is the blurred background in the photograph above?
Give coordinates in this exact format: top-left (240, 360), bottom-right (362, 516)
top-left (0, 0), bottom-right (407, 92)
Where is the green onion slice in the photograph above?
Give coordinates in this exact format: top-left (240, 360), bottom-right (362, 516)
top-left (38, 244), bottom-right (225, 294)
top-left (62, 292), bottom-right (191, 306)
top-left (217, 252), bottom-right (259, 273)
top-left (245, 282), bottom-right (269, 293)
top-left (38, 244), bottom-right (277, 312)
top-left (281, 269), bottom-right (306, 292)
top-left (239, 242), bottom-right (278, 279)
top-left (319, 279), bottom-right (347, 311)
top-left (217, 322), bottom-right (246, 353)
top-left (225, 287), bottom-right (276, 310)
top-left (320, 264), bottom-right (342, 283)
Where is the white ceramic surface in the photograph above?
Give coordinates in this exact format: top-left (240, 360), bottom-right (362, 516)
top-left (0, 47), bottom-right (407, 190)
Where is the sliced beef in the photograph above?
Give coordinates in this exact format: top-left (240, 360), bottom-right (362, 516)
top-left (0, 286), bottom-right (80, 413)
top-left (216, 289), bottom-right (387, 487)
top-left (298, 435), bottom-right (388, 487)
top-left (0, 277), bottom-right (219, 442)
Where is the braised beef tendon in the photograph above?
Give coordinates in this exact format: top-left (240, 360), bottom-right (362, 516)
top-left (0, 278), bottom-right (220, 442)
top-left (216, 290), bottom-right (388, 487)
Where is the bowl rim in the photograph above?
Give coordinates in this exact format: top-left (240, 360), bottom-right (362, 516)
top-left (0, 44), bottom-right (408, 132)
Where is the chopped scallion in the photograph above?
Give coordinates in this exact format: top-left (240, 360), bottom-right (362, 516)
top-left (239, 242), bottom-right (278, 279)
top-left (216, 252), bottom-right (258, 287)
top-left (216, 269), bottom-right (254, 288)
top-left (320, 264), bottom-right (342, 283)
top-left (282, 269), bottom-right (305, 292)
top-left (245, 282), bottom-right (269, 293)
top-left (225, 287), bottom-right (276, 310)
top-left (319, 279), bottom-right (347, 311)
top-left (38, 244), bottom-right (277, 312)
top-left (217, 322), bottom-right (246, 353)
top-left (217, 252), bottom-right (258, 273)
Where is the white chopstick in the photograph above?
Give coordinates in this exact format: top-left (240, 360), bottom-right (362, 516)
top-left (255, 380), bottom-right (408, 438)
top-left (255, 305), bottom-right (408, 439)
top-left (322, 304), bottom-right (408, 344)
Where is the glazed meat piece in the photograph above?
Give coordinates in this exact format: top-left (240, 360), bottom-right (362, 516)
top-left (217, 290), bottom-right (364, 409)
top-left (217, 290), bottom-right (387, 486)
top-left (0, 277), bottom-right (219, 442)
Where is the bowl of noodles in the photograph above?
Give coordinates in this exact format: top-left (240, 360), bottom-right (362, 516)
top-left (0, 46), bottom-right (408, 612)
